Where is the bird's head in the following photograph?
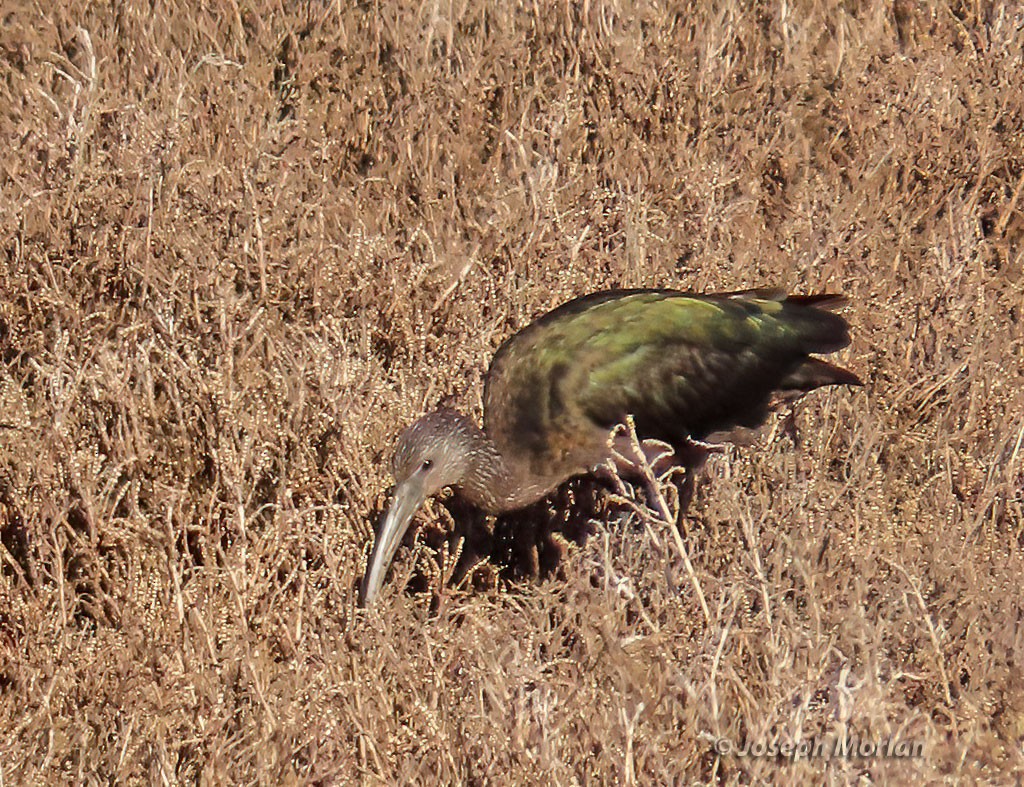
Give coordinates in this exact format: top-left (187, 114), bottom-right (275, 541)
top-left (359, 409), bottom-right (482, 606)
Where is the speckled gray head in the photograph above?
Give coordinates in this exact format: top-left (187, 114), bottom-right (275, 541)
top-left (360, 410), bottom-right (483, 607)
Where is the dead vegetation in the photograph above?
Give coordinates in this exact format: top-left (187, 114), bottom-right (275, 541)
top-left (0, 0), bottom-right (1022, 783)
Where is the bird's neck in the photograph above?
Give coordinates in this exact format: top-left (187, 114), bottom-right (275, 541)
top-left (455, 424), bottom-right (549, 513)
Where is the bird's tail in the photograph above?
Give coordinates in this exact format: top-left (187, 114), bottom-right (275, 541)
top-left (780, 357), bottom-right (863, 390)
top-left (723, 289), bottom-right (847, 310)
top-left (776, 294), bottom-right (854, 355)
top-left (726, 290), bottom-right (854, 355)
top-left (781, 292), bottom-right (848, 310)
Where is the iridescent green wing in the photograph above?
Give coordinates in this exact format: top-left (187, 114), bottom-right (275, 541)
top-left (484, 289), bottom-right (856, 464)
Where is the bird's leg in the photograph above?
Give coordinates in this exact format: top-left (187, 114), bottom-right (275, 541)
top-left (673, 437), bottom-right (724, 517)
top-left (613, 433), bottom-right (725, 523)
top-left (603, 432), bottom-right (690, 526)
top-left (600, 426), bottom-right (727, 528)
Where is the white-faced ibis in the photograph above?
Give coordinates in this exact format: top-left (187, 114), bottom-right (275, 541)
top-left (360, 288), bottom-right (861, 606)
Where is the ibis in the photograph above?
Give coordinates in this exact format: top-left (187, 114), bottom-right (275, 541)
top-left (360, 289), bottom-right (861, 606)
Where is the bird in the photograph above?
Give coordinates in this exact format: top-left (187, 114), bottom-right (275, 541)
top-left (360, 288), bottom-right (861, 606)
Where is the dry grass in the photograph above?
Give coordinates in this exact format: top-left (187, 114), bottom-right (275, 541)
top-left (1, 0), bottom-right (1022, 783)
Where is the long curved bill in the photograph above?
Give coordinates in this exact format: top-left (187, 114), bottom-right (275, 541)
top-left (359, 477), bottom-right (427, 607)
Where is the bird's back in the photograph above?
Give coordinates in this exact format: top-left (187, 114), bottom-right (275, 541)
top-left (483, 289), bottom-right (860, 486)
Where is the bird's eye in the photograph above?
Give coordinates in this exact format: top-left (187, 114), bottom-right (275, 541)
top-left (420, 459), bottom-right (433, 472)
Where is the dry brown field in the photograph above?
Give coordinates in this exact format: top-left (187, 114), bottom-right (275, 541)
top-left (1, 1), bottom-right (1023, 783)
